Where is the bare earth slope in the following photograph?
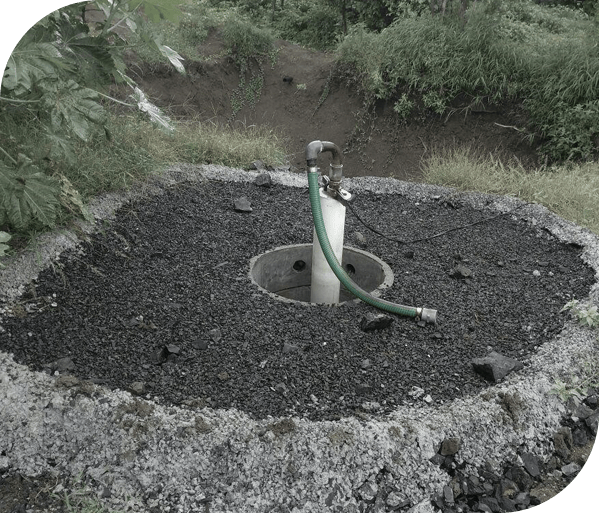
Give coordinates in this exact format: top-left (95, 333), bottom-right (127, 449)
top-left (131, 32), bottom-right (538, 179)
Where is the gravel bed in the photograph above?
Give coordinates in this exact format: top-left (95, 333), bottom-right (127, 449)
top-left (1, 164), bottom-right (598, 512)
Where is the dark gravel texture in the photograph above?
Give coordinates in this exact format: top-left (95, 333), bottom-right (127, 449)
top-left (0, 179), bottom-right (594, 421)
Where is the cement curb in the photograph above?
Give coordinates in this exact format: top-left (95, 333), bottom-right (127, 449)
top-left (1, 164), bottom-right (598, 512)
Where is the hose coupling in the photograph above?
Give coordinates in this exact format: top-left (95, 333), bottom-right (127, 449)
top-left (321, 175), bottom-right (353, 203)
top-left (328, 163), bottom-right (344, 191)
top-left (417, 307), bottom-right (438, 325)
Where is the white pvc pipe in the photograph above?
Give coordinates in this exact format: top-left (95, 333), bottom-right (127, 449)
top-left (310, 187), bottom-right (346, 304)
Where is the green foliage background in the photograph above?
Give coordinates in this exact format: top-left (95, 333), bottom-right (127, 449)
top-left (1, 0), bottom-right (184, 237)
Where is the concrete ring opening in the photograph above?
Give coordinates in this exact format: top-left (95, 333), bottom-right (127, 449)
top-left (249, 243), bottom-right (394, 304)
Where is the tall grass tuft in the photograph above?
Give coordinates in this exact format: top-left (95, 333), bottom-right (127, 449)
top-left (162, 118), bottom-right (289, 169)
top-left (62, 114), bottom-right (289, 199)
top-left (220, 17), bottom-right (276, 65)
top-left (422, 147), bottom-right (599, 234)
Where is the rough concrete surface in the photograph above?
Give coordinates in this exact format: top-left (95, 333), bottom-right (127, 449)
top-left (1, 164), bottom-right (598, 512)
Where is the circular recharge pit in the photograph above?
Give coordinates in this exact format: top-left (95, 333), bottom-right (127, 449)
top-left (249, 243), bottom-right (394, 304)
top-left (0, 165), bottom-right (598, 513)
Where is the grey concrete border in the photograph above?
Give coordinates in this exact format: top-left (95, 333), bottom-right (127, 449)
top-left (1, 163), bottom-right (598, 512)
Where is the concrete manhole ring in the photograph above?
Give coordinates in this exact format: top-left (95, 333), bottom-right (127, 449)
top-left (249, 243), bottom-right (394, 304)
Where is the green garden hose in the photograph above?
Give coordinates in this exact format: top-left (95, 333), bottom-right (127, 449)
top-left (306, 141), bottom-right (437, 324)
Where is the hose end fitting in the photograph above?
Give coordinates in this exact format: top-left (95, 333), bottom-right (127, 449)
top-left (419, 308), bottom-right (438, 325)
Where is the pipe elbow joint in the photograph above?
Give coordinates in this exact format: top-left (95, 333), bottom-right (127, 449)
top-left (306, 140), bottom-right (323, 168)
top-left (306, 140), bottom-right (343, 169)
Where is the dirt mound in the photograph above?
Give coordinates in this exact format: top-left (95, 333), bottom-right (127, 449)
top-left (131, 32), bottom-right (540, 180)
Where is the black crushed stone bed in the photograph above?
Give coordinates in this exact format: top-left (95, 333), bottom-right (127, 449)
top-left (0, 179), bottom-right (594, 421)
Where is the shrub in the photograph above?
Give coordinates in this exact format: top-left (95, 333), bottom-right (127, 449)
top-left (221, 17), bottom-right (275, 64)
top-left (272, 1), bottom-right (340, 50)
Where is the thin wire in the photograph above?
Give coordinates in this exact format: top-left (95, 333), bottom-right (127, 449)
top-left (345, 199), bottom-right (533, 246)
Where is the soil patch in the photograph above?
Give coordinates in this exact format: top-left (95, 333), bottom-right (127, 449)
top-left (126, 33), bottom-right (540, 179)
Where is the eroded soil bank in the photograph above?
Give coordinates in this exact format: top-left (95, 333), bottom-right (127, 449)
top-left (127, 33), bottom-right (540, 180)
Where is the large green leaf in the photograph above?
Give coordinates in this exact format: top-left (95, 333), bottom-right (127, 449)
top-left (42, 128), bottom-right (76, 165)
top-left (130, 87), bottom-right (174, 133)
top-left (2, 41), bottom-right (66, 96)
top-left (0, 156), bottom-right (61, 230)
top-left (43, 80), bottom-right (107, 142)
top-left (53, 11), bottom-right (120, 86)
top-left (157, 43), bottom-right (186, 75)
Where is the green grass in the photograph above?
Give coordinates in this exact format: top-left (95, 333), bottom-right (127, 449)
top-left (141, 115), bottom-right (287, 168)
top-left (63, 114), bottom-right (288, 200)
top-left (422, 147), bottom-right (599, 235)
top-left (337, 0), bottom-right (599, 161)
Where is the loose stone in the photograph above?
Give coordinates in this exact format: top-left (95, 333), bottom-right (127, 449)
top-left (209, 328), bottom-right (222, 343)
top-left (585, 410), bottom-right (599, 435)
top-left (449, 264), bottom-right (473, 279)
top-left (354, 231), bottom-right (367, 247)
top-left (572, 426), bottom-right (589, 446)
top-left (561, 462), bottom-right (581, 477)
top-left (440, 437), bottom-right (461, 456)
top-left (282, 342), bottom-right (299, 353)
top-left (254, 173), bottom-right (272, 187)
top-left (250, 160), bottom-right (266, 171)
top-left (360, 359), bottom-right (372, 370)
top-left (386, 491), bottom-right (408, 508)
top-left (553, 427), bottom-right (573, 458)
top-left (360, 313), bottom-right (394, 332)
top-left (234, 196), bottom-right (253, 212)
top-left (129, 381), bottom-right (146, 396)
top-left (521, 452), bottom-right (541, 478)
top-left (472, 351), bottom-right (524, 382)
top-left (166, 344), bottom-right (180, 355)
top-left (192, 339), bottom-right (208, 350)
top-left (356, 383), bottom-right (373, 395)
top-left (443, 485), bottom-right (454, 504)
top-left (409, 386), bottom-right (425, 399)
top-left (44, 357), bottom-right (76, 374)
top-left (358, 481), bottom-right (378, 502)
top-left (274, 382), bottom-right (288, 395)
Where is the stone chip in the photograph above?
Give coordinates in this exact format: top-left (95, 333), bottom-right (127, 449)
top-left (472, 351), bottom-right (524, 382)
